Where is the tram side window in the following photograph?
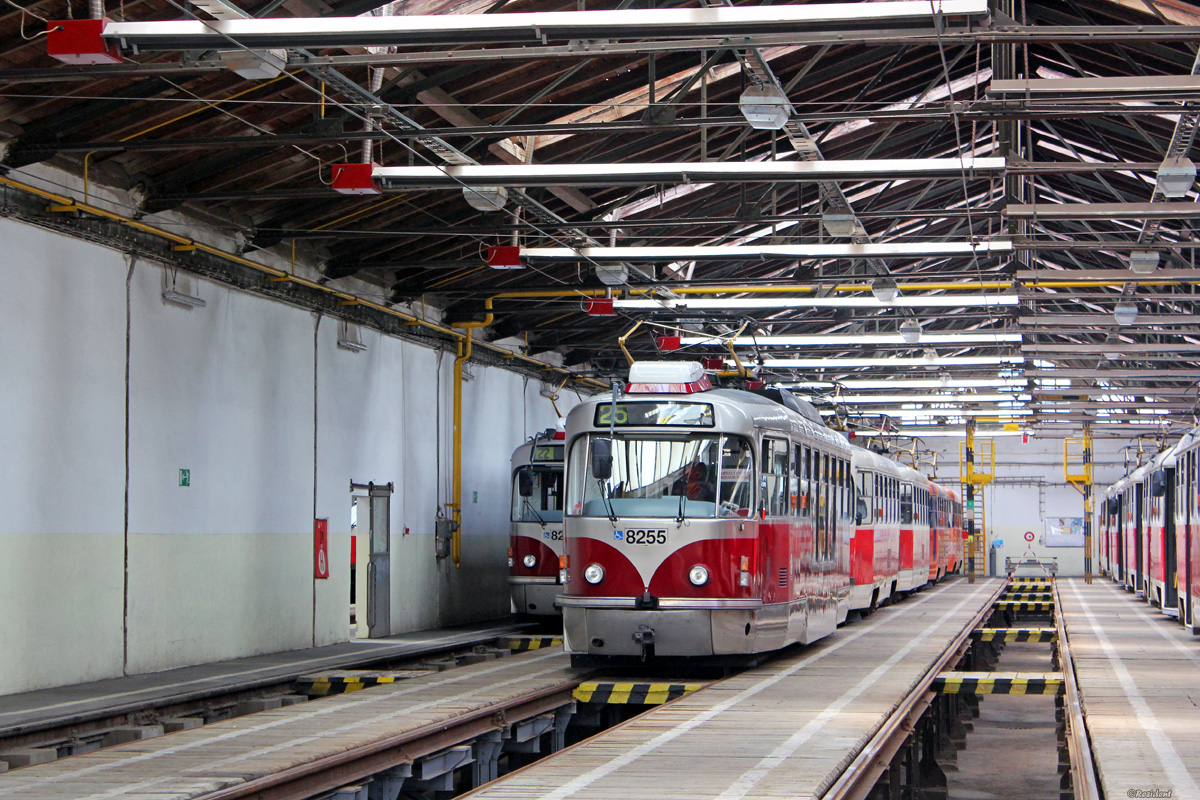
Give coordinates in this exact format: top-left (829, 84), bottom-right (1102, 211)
top-left (762, 437), bottom-right (790, 517)
top-left (719, 436), bottom-right (754, 514)
top-left (793, 445), bottom-right (805, 517)
top-left (857, 470), bottom-right (871, 525)
top-left (800, 445), bottom-right (812, 517)
top-left (841, 459), bottom-right (852, 521)
top-left (900, 483), bottom-right (914, 525)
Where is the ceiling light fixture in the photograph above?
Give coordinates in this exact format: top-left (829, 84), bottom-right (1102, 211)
top-left (615, 295), bottom-right (1019, 311)
top-left (756, 355), bottom-right (1025, 368)
top-left (679, 332), bottom-right (1022, 346)
top-left (899, 319), bottom-right (922, 343)
top-left (1113, 301), bottom-right (1139, 326)
top-left (1128, 251), bottom-right (1160, 274)
top-left (870, 277), bottom-right (899, 302)
top-left (783, 378), bottom-right (1027, 390)
top-left (821, 213), bottom-right (859, 237)
top-left (162, 289), bottom-right (206, 308)
top-left (738, 83), bottom-right (791, 130)
top-left (462, 185), bottom-right (508, 212)
top-left (1156, 156), bottom-right (1197, 198)
top-left (521, 240), bottom-right (1012, 263)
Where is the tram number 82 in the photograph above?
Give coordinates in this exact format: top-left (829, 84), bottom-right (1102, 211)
top-left (617, 529), bottom-right (668, 545)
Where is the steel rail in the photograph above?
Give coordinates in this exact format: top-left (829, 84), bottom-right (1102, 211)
top-left (822, 578), bottom-right (1008, 800)
top-left (1054, 581), bottom-right (1102, 800)
top-left (196, 678), bottom-right (589, 800)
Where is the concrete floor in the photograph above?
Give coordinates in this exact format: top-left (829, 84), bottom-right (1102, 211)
top-left (946, 641), bottom-right (1062, 800)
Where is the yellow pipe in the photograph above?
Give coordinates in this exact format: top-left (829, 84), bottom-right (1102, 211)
top-left (449, 333), bottom-right (471, 570)
top-left (446, 298), bottom-right (495, 570)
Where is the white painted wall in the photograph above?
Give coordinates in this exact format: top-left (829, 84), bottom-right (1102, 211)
top-left (916, 433), bottom-right (1130, 577)
top-left (0, 219), bottom-right (127, 695)
top-left (0, 216), bottom-right (565, 695)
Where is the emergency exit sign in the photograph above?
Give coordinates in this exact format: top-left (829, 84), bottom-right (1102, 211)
top-left (179, 469), bottom-right (190, 487)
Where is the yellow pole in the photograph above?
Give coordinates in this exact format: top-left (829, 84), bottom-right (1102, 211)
top-left (447, 299), bottom-right (494, 570)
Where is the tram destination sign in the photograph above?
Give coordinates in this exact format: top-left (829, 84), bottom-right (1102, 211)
top-left (532, 444), bottom-right (564, 462)
top-left (595, 402), bottom-right (715, 428)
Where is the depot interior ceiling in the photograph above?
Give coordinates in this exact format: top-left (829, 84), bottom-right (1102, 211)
top-left (3, 0), bottom-right (1200, 434)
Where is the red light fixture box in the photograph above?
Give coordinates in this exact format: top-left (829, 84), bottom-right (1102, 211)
top-left (47, 19), bottom-right (124, 65)
top-left (331, 163), bottom-right (381, 195)
top-left (487, 245), bottom-right (523, 270)
top-left (657, 336), bottom-right (682, 351)
top-left (584, 298), bottom-right (615, 316)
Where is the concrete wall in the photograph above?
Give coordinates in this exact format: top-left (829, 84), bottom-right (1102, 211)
top-left (0, 216), bottom-right (563, 695)
top-left (914, 433), bottom-right (1130, 577)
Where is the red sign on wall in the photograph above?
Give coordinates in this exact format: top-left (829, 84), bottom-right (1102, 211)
top-left (314, 518), bottom-right (330, 579)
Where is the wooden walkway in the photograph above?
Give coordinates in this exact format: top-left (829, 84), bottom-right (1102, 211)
top-left (463, 578), bottom-right (1002, 800)
top-left (1059, 578), bottom-right (1200, 800)
top-left (0, 649), bottom-right (577, 800)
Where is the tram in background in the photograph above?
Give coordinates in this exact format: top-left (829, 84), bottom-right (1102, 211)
top-left (508, 429), bottom-right (565, 617)
top-left (1101, 425), bottom-right (1200, 632)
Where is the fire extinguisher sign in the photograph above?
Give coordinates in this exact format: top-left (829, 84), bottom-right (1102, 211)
top-left (314, 518), bottom-right (330, 579)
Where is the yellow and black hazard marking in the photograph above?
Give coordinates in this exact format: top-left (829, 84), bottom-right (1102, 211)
top-left (296, 670), bottom-right (430, 696)
top-left (1000, 593), bottom-right (1055, 602)
top-left (1009, 576), bottom-right (1055, 584)
top-left (933, 671), bottom-right (1064, 695)
top-left (573, 681), bottom-right (705, 706)
top-left (994, 600), bottom-right (1055, 612)
top-left (501, 636), bottom-right (563, 652)
top-left (971, 627), bottom-right (1058, 643)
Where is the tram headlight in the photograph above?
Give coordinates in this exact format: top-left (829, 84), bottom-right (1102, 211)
top-left (688, 565), bottom-right (710, 586)
top-left (584, 564), bottom-right (605, 584)
top-left (523, 554), bottom-right (537, 568)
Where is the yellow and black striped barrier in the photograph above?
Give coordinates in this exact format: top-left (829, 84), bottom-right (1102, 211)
top-left (501, 636), bottom-right (563, 652)
top-left (1000, 593), bottom-right (1055, 602)
top-left (297, 670), bottom-right (430, 696)
top-left (1009, 576), bottom-right (1055, 584)
top-left (971, 628), bottom-right (1058, 643)
top-left (994, 600), bottom-right (1054, 612)
top-left (573, 681), bottom-right (705, 705)
top-left (933, 672), bottom-right (1064, 695)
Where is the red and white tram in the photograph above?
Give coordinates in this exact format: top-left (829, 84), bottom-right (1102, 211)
top-left (508, 430), bottom-right (565, 617)
top-left (849, 448), bottom-right (901, 612)
top-left (559, 362), bottom-right (854, 664)
top-left (1100, 426), bottom-right (1200, 633)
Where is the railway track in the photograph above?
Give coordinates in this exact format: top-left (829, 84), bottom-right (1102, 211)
top-left (0, 624), bottom-right (534, 767)
top-left (826, 575), bottom-right (1100, 800)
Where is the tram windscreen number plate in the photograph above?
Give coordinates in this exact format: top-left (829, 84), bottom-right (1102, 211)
top-left (594, 402), bottom-right (714, 428)
top-left (532, 444), bottom-right (563, 462)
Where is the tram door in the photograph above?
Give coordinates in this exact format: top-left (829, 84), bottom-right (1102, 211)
top-left (353, 481), bottom-right (394, 638)
top-left (1164, 467), bottom-right (1178, 611)
top-left (1134, 483), bottom-right (1144, 594)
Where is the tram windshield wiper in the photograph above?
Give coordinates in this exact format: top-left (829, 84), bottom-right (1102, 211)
top-left (676, 492), bottom-right (687, 526)
top-left (597, 480), bottom-right (619, 525)
top-left (523, 498), bottom-right (546, 526)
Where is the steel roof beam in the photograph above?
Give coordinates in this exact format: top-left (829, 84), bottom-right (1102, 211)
top-left (1007, 203), bottom-right (1200, 221)
top-left (1019, 314), bottom-right (1200, 325)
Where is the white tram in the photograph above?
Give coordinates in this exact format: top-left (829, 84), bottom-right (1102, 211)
top-left (559, 362), bottom-right (854, 664)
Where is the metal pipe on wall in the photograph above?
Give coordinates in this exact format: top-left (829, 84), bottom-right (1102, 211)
top-left (448, 298), bottom-right (494, 569)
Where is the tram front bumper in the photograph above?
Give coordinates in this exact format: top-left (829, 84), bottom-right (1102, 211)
top-left (562, 604), bottom-right (757, 657)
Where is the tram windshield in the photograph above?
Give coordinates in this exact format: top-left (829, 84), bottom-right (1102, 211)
top-left (567, 434), bottom-right (753, 519)
top-left (512, 467), bottom-right (564, 523)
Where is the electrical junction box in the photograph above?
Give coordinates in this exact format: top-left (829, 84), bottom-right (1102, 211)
top-left (435, 519), bottom-right (454, 559)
